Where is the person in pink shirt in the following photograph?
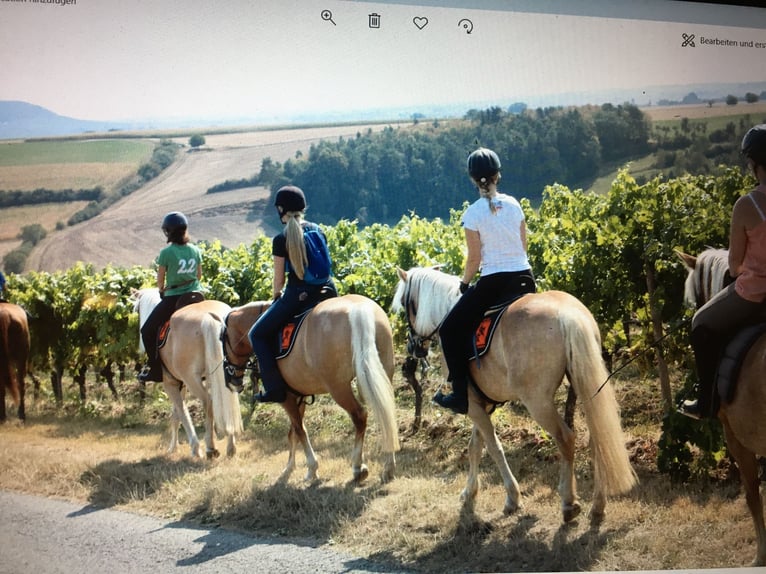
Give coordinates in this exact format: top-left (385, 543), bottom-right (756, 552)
top-left (680, 125), bottom-right (766, 419)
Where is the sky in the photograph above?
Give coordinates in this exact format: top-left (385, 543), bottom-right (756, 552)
top-left (1, 0), bottom-right (766, 124)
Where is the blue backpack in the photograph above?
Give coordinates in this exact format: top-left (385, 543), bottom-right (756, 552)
top-left (301, 226), bottom-right (332, 285)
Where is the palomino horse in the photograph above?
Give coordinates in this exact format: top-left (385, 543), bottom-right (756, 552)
top-left (678, 248), bottom-right (766, 566)
top-left (132, 288), bottom-right (242, 458)
top-left (224, 294), bottom-right (400, 483)
top-left (0, 302), bottom-right (29, 422)
top-left (392, 267), bottom-right (637, 523)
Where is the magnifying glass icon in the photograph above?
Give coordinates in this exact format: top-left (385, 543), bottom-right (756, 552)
top-left (321, 9), bottom-right (336, 25)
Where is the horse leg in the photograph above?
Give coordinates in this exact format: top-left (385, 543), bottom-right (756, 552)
top-left (461, 424), bottom-right (485, 505)
top-left (331, 388), bottom-right (369, 483)
top-left (723, 422), bottom-right (766, 566)
top-left (469, 403), bottom-right (522, 515)
top-left (17, 362), bottom-right (25, 422)
top-left (200, 393), bottom-right (220, 460)
top-left (402, 356), bottom-right (423, 431)
top-left (0, 377), bottom-right (6, 423)
top-left (164, 381), bottom-right (202, 458)
top-left (522, 396), bottom-right (579, 522)
top-left (279, 398), bottom-right (319, 482)
top-left (225, 432), bottom-right (237, 458)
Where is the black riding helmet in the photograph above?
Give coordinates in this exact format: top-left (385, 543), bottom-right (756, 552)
top-left (467, 148), bottom-right (502, 182)
top-left (742, 124), bottom-right (766, 167)
top-left (161, 211), bottom-right (188, 243)
top-left (275, 185), bottom-right (306, 216)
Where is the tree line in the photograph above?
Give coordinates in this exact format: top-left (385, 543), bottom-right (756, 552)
top-left (207, 102), bottom-right (757, 229)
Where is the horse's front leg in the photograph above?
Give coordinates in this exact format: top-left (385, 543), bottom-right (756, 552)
top-left (279, 398), bottom-right (318, 482)
top-left (461, 424), bottom-right (484, 504)
top-left (164, 381), bottom-right (201, 458)
top-left (469, 402), bottom-right (522, 515)
top-left (201, 393), bottom-right (219, 460)
top-left (225, 433), bottom-right (237, 457)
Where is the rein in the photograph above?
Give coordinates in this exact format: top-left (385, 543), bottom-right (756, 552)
top-left (592, 315), bottom-right (691, 398)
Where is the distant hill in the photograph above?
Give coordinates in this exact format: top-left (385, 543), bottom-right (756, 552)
top-left (0, 101), bottom-right (131, 140)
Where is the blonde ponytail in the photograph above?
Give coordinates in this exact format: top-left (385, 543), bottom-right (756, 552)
top-left (476, 174), bottom-right (500, 215)
top-left (283, 212), bottom-right (307, 279)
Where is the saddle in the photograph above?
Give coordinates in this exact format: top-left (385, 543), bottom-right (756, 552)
top-left (715, 322), bottom-right (766, 404)
top-left (276, 285), bottom-right (336, 359)
top-left (468, 293), bottom-right (526, 362)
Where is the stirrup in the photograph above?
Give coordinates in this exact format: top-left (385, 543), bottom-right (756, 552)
top-left (137, 365), bottom-right (152, 382)
top-left (678, 399), bottom-right (703, 420)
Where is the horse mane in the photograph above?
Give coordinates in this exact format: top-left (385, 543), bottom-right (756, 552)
top-left (393, 267), bottom-right (461, 334)
top-left (130, 288), bottom-right (161, 352)
top-left (683, 248), bottom-right (729, 308)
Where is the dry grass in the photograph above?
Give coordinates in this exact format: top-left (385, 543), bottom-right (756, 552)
top-left (0, 367), bottom-right (758, 572)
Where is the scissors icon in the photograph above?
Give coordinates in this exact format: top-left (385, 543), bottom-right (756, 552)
top-left (321, 9), bottom-right (336, 26)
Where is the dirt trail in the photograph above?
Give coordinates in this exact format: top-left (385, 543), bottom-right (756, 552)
top-left (26, 124), bottom-right (396, 272)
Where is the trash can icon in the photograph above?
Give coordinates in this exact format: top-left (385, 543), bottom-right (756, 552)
top-left (369, 13), bottom-right (381, 28)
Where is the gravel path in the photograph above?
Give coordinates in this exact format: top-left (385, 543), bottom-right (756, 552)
top-left (0, 490), bottom-right (408, 574)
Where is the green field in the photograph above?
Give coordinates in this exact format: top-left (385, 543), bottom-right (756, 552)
top-left (0, 139), bottom-right (153, 167)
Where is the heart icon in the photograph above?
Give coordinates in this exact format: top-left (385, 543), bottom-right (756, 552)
top-left (413, 16), bottom-right (428, 30)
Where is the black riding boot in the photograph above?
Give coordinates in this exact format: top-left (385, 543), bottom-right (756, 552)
top-left (433, 375), bottom-right (469, 415)
top-left (255, 367), bottom-right (287, 403)
top-left (137, 357), bottom-right (163, 383)
top-left (679, 326), bottom-right (720, 419)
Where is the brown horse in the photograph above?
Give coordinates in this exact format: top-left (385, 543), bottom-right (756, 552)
top-left (224, 294), bottom-right (400, 483)
top-left (0, 302), bottom-right (29, 423)
top-left (678, 248), bottom-right (766, 566)
top-left (392, 267), bottom-right (637, 523)
top-left (132, 288), bottom-right (242, 458)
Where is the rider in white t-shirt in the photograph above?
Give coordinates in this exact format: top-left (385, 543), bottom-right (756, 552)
top-left (434, 148), bottom-right (536, 415)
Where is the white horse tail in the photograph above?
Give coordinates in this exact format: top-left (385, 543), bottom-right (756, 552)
top-left (349, 303), bottom-right (400, 453)
top-left (208, 313), bottom-right (243, 437)
top-left (560, 305), bottom-right (638, 497)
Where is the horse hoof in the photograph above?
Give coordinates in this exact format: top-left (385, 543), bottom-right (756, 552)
top-left (503, 502), bottom-right (521, 516)
top-left (563, 501), bottom-right (582, 523)
top-left (206, 449), bottom-right (220, 460)
top-left (354, 465), bottom-right (369, 483)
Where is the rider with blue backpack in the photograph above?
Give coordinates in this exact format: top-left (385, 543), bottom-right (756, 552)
top-left (249, 185), bottom-right (337, 403)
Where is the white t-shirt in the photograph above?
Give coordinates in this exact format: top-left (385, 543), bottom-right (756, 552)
top-left (461, 192), bottom-right (530, 276)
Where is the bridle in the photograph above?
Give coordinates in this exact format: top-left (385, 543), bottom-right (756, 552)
top-left (220, 315), bottom-right (257, 391)
top-left (403, 278), bottom-right (440, 359)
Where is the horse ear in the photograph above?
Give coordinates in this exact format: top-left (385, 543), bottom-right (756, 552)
top-left (675, 249), bottom-right (697, 270)
top-left (397, 267), bottom-right (408, 281)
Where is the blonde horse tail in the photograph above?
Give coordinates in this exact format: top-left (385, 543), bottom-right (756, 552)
top-left (349, 303), bottom-right (400, 454)
top-left (561, 306), bottom-right (637, 497)
top-left (208, 313), bottom-right (243, 437)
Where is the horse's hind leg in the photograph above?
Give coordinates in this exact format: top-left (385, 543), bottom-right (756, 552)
top-left (723, 424), bottom-right (766, 566)
top-left (522, 396), bottom-right (579, 522)
top-left (469, 404), bottom-right (522, 515)
top-left (279, 398), bottom-right (318, 482)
